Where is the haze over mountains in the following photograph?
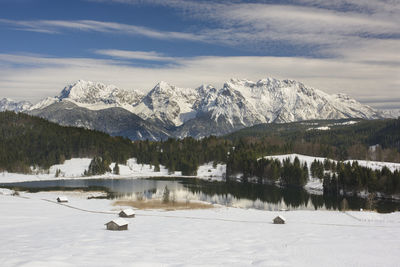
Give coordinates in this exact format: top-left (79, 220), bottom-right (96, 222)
top-left (0, 77), bottom-right (387, 140)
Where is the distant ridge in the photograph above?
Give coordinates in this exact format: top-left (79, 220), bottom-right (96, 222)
top-left (1, 77), bottom-right (385, 140)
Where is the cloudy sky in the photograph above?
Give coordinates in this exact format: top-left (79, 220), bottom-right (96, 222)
top-left (0, 0), bottom-right (399, 109)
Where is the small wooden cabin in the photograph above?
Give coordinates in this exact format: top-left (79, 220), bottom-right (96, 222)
top-left (57, 196), bottom-right (68, 203)
top-left (105, 218), bottom-right (129, 231)
top-left (273, 215), bottom-right (286, 224)
top-left (119, 208), bottom-right (135, 218)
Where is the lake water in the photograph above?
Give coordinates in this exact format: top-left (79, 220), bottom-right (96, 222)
top-left (1, 177), bottom-right (399, 213)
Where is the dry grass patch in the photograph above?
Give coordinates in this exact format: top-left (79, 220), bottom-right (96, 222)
top-left (113, 199), bottom-right (213, 211)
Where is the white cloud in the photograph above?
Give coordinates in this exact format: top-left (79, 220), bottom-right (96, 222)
top-left (0, 19), bottom-right (201, 42)
top-left (94, 49), bottom-right (174, 61)
top-left (81, 1), bottom-right (400, 59)
top-left (3, 0), bottom-right (400, 53)
top-left (192, 2), bottom-right (400, 54)
top-left (2, 0), bottom-right (399, 63)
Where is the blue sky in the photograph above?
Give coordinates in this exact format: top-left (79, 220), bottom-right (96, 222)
top-left (0, 0), bottom-right (399, 109)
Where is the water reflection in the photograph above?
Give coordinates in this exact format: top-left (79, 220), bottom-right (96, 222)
top-left (1, 178), bottom-right (399, 213)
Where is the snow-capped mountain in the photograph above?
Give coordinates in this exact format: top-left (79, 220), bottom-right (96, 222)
top-left (131, 81), bottom-right (200, 127)
top-left (202, 78), bottom-right (381, 125)
top-left (58, 80), bottom-right (145, 107)
top-left (0, 98), bottom-right (32, 112)
top-left (29, 100), bottom-right (171, 141)
top-left (2, 77), bottom-right (386, 140)
top-left (169, 78), bottom-right (384, 138)
top-left (380, 109), bottom-right (400, 118)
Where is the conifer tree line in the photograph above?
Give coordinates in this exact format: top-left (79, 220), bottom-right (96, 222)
top-left (1, 111), bottom-right (399, 194)
top-left (320, 160), bottom-right (400, 195)
top-left (131, 136), bottom-right (230, 176)
top-left (226, 118), bottom-right (400, 162)
top-left (0, 111), bottom-right (133, 173)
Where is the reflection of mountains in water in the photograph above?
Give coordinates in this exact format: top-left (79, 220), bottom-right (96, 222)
top-left (111, 180), bottom-right (333, 211)
top-left (2, 178), bottom-right (398, 212)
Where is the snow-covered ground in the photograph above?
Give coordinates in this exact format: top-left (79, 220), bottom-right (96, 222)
top-left (266, 153), bottom-right (400, 172)
top-left (345, 159), bottom-right (400, 172)
top-left (1, 190), bottom-right (400, 266)
top-left (306, 120), bottom-right (359, 131)
top-left (0, 158), bottom-right (226, 183)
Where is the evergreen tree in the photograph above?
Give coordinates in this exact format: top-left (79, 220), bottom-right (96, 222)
top-left (113, 163), bottom-right (120, 175)
top-left (86, 156), bottom-right (111, 176)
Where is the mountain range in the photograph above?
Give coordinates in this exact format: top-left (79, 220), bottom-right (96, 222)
top-left (0, 78), bottom-right (387, 140)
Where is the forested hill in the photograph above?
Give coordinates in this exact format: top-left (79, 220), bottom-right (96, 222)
top-left (224, 118), bottom-right (400, 163)
top-left (0, 111), bottom-right (134, 172)
top-left (1, 111), bottom-right (399, 178)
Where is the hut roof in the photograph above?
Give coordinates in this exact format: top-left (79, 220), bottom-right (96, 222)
top-left (106, 218), bottom-right (129, 227)
top-left (121, 208), bottom-right (135, 216)
top-left (274, 215), bottom-right (286, 221)
top-left (57, 196), bottom-right (68, 202)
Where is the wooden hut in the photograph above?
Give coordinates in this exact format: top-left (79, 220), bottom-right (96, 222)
top-left (57, 196), bottom-right (68, 203)
top-left (119, 208), bottom-right (135, 218)
top-left (273, 215), bottom-right (286, 224)
top-left (105, 218), bottom-right (129, 231)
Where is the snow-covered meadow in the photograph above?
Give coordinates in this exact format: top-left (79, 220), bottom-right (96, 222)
top-left (265, 153), bottom-right (400, 173)
top-left (1, 189), bottom-right (400, 266)
top-left (0, 158), bottom-right (226, 183)
top-left (1, 154), bottom-right (400, 266)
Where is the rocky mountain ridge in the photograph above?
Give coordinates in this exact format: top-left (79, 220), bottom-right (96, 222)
top-left (0, 77), bottom-right (385, 140)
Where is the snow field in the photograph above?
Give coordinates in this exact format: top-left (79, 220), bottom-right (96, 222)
top-left (1, 191), bottom-right (400, 266)
top-left (0, 158), bottom-right (227, 183)
top-left (266, 153), bottom-right (400, 173)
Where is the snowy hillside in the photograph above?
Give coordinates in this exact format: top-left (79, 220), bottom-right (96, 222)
top-left (0, 158), bottom-right (226, 183)
top-left (266, 153), bottom-right (400, 173)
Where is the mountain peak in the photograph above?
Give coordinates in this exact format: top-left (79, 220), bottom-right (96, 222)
top-left (60, 80), bottom-right (112, 100)
top-left (14, 77), bottom-right (386, 140)
top-left (153, 81), bottom-right (174, 92)
top-left (56, 80), bottom-right (144, 107)
top-left (226, 78), bottom-right (255, 87)
top-left (196, 84), bottom-right (216, 94)
top-left (157, 81), bottom-right (171, 87)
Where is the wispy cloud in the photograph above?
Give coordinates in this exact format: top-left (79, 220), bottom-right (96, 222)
top-left (94, 49), bottom-right (175, 61)
top-left (82, 0), bottom-right (400, 65)
top-left (0, 19), bottom-right (201, 41)
top-left (295, 0), bottom-right (400, 14)
top-left (192, 2), bottom-right (399, 52)
top-left (2, 1), bottom-right (399, 57)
